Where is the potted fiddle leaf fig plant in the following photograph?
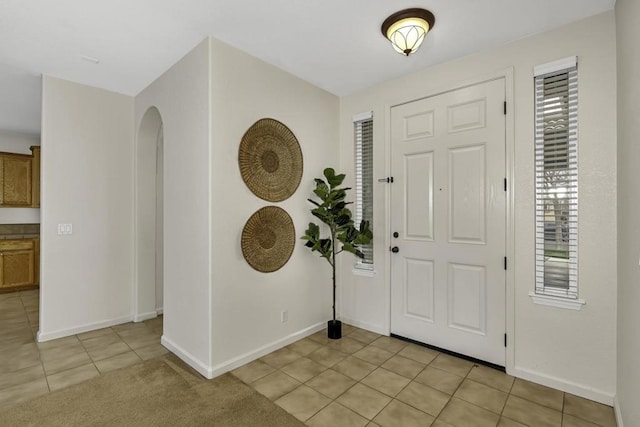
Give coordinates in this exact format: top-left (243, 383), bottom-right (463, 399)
top-left (302, 168), bottom-right (373, 339)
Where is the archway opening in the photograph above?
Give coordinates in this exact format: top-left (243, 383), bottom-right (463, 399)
top-left (135, 106), bottom-right (164, 322)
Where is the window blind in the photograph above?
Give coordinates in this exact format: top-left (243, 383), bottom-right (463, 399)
top-left (354, 113), bottom-right (374, 267)
top-left (534, 60), bottom-right (578, 298)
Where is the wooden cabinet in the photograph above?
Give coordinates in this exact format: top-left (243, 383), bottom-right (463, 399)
top-left (0, 239), bottom-right (38, 291)
top-left (0, 146), bottom-right (40, 208)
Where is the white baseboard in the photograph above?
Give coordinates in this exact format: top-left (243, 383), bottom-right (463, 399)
top-left (614, 396), bottom-right (624, 427)
top-left (511, 366), bottom-right (615, 406)
top-left (37, 315), bottom-right (133, 342)
top-left (133, 311), bottom-right (157, 323)
top-left (156, 307), bottom-right (163, 315)
top-left (207, 322), bottom-right (325, 379)
top-left (339, 316), bottom-right (387, 336)
top-left (161, 335), bottom-right (213, 379)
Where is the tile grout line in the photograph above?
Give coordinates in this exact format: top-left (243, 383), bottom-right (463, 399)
top-left (18, 291), bottom-right (52, 393)
top-left (430, 358), bottom-right (471, 423)
top-left (77, 328), bottom-right (107, 374)
top-left (495, 373), bottom-right (519, 424)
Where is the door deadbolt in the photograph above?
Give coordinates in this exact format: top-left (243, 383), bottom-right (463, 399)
top-left (391, 246), bottom-right (399, 253)
top-left (393, 232), bottom-right (399, 238)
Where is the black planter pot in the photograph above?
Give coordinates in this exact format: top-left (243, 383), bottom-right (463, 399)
top-left (327, 320), bottom-right (342, 340)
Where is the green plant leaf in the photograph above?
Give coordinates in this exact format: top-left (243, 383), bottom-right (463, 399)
top-left (311, 208), bottom-right (329, 223)
top-left (341, 242), bottom-right (357, 255)
top-left (319, 239), bottom-right (332, 257)
top-left (335, 214), bottom-right (351, 226)
top-left (353, 220), bottom-right (373, 245)
top-left (323, 168), bottom-right (346, 188)
top-left (323, 168), bottom-right (335, 180)
top-left (303, 222), bottom-right (320, 238)
top-left (313, 182), bottom-right (329, 200)
top-left (332, 201), bottom-right (347, 211)
top-left (328, 174), bottom-right (345, 187)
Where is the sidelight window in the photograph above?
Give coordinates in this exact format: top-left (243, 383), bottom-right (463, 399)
top-left (354, 112), bottom-right (374, 269)
top-left (533, 57), bottom-right (581, 305)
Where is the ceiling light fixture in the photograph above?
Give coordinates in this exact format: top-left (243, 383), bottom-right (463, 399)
top-left (381, 8), bottom-right (435, 56)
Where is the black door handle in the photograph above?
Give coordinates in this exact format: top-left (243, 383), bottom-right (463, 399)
top-left (393, 232), bottom-right (399, 238)
top-left (391, 246), bottom-right (399, 253)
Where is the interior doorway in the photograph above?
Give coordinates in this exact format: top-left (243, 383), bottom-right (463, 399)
top-left (135, 107), bottom-right (164, 322)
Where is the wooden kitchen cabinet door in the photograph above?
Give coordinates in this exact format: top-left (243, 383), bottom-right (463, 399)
top-left (0, 153), bottom-right (33, 207)
top-left (0, 240), bottom-right (35, 288)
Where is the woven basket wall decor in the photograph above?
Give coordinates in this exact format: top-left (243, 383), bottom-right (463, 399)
top-left (238, 118), bottom-right (303, 202)
top-left (241, 206), bottom-right (295, 273)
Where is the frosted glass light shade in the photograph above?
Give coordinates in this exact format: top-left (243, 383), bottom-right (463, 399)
top-left (381, 9), bottom-right (435, 56)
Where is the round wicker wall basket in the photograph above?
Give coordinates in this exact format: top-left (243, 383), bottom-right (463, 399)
top-left (238, 118), bottom-right (303, 202)
top-left (241, 206), bottom-right (295, 273)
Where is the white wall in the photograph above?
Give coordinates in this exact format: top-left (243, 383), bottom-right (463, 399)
top-left (208, 37), bottom-right (339, 373)
top-left (0, 130), bottom-right (40, 224)
top-left (39, 76), bottom-right (134, 340)
top-left (135, 39), bottom-right (213, 376)
top-left (134, 37), bottom-right (339, 377)
top-left (339, 12), bottom-right (617, 403)
top-left (615, 0), bottom-right (640, 424)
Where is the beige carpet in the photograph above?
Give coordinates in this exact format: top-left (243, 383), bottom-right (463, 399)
top-left (0, 354), bottom-right (305, 426)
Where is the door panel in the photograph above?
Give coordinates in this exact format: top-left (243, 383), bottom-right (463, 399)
top-left (448, 263), bottom-right (486, 335)
top-left (404, 258), bottom-right (435, 322)
top-left (449, 145), bottom-right (486, 244)
top-left (390, 79), bottom-right (506, 366)
top-left (405, 152), bottom-right (434, 240)
top-left (405, 111), bottom-right (435, 139)
top-left (447, 98), bottom-right (487, 133)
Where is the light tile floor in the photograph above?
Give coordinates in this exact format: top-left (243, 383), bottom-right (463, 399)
top-left (0, 289), bottom-right (166, 411)
top-left (0, 290), bottom-right (618, 426)
top-left (232, 324), bottom-right (618, 427)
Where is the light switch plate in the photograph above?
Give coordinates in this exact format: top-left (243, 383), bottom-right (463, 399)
top-left (57, 223), bottom-right (73, 235)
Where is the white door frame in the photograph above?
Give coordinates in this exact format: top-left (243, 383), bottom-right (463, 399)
top-left (382, 68), bottom-right (516, 374)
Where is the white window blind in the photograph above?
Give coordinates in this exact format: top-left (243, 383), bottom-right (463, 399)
top-left (354, 112), bottom-right (374, 268)
top-left (534, 58), bottom-right (578, 299)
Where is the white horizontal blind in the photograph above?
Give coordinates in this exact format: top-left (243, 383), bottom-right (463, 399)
top-left (534, 61), bottom-right (578, 298)
top-left (354, 113), bottom-right (373, 267)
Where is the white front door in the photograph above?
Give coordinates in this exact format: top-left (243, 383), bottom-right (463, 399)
top-left (390, 79), bottom-right (507, 366)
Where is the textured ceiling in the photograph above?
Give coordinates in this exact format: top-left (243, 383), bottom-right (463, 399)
top-left (0, 0), bottom-right (615, 134)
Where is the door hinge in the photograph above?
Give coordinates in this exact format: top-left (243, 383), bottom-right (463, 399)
top-left (504, 178), bottom-right (507, 192)
top-left (504, 333), bottom-right (507, 347)
top-left (503, 101), bottom-right (507, 115)
top-left (378, 177), bottom-right (394, 183)
top-left (504, 257), bottom-right (507, 270)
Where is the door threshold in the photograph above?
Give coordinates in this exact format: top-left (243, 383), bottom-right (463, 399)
top-left (390, 333), bottom-right (505, 373)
